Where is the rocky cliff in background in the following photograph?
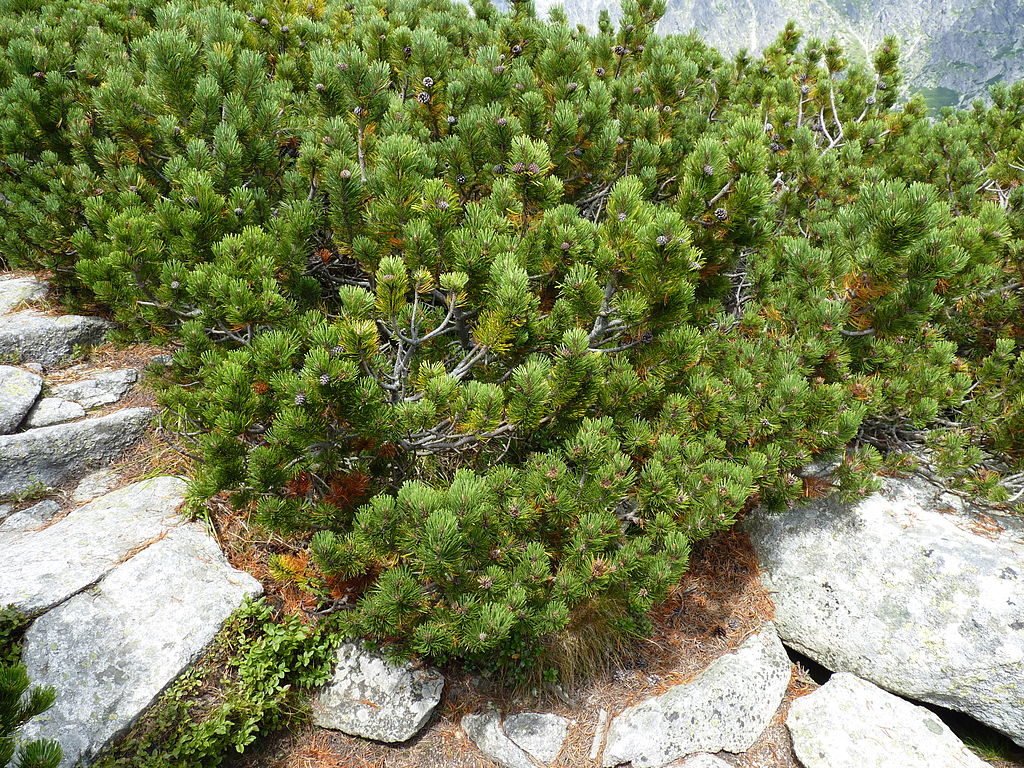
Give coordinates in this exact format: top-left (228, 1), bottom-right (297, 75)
top-left (531, 0), bottom-right (1024, 108)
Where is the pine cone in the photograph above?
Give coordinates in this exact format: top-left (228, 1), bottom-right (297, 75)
top-left (493, 163), bottom-right (505, 174)
top-left (511, 44), bottom-right (522, 54)
top-left (447, 115), bottom-right (457, 125)
top-left (714, 207), bottom-right (728, 221)
top-left (422, 76), bottom-right (434, 88)
top-left (340, 169), bottom-right (352, 179)
top-left (512, 161), bottom-right (526, 173)
top-left (416, 91), bottom-right (430, 104)
top-left (496, 116), bottom-right (508, 126)
top-left (315, 82), bottom-right (325, 92)
top-left (527, 162), bottom-right (540, 174)
top-left (560, 241), bottom-right (571, 250)
top-left (617, 212), bottom-right (627, 222)
top-left (294, 392), bottom-right (307, 405)
top-left (655, 235), bottom-right (670, 246)
top-left (702, 164), bottom-right (714, 176)
top-left (613, 45), bottom-right (626, 56)
top-left (567, 81), bottom-right (578, 92)
top-left (319, 374), bottom-right (331, 386)
top-left (437, 199), bottom-right (450, 210)
top-left (493, 65), bottom-right (506, 74)
top-left (866, 95), bottom-right (876, 105)
top-left (456, 173), bottom-right (467, 184)
top-left (595, 67), bottom-right (606, 76)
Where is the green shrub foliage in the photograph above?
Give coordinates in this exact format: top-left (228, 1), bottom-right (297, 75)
top-left (0, 663), bottom-right (61, 768)
top-left (1, 0), bottom-right (1022, 677)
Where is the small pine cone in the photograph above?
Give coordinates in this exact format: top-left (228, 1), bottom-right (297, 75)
top-left (437, 198), bottom-right (450, 210)
top-left (514, 82), bottom-right (524, 91)
top-left (496, 116), bottom-right (508, 126)
top-left (512, 161), bottom-right (526, 173)
top-left (635, 44), bottom-right (644, 53)
top-left (527, 162), bottom-right (541, 174)
top-left (560, 241), bottom-right (571, 251)
top-left (493, 65), bottom-right (506, 74)
top-left (867, 137), bottom-right (877, 146)
top-left (478, 575), bottom-right (494, 589)
top-left (572, 147), bottom-right (583, 157)
top-left (641, 330), bottom-right (654, 343)
top-left (616, 211), bottom-right (627, 222)
top-left (493, 163), bottom-right (505, 174)
top-left (234, 207), bottom-right (244, 215)
top-left (662, 105), bottom-right (671, 113)
top-left (878, 81), bottom-right (888, 90)
top-left (800, 84), bottom-right (810, 95)
top-left (294, 392), bottom-right (307, 405)
top-left (402, 45), bottom-right (412, 56)
top-left (655, 235), bottom-right (670, 246)
top-left (353, 105), bottom-right (363, 115)
top-left (259, 17), bottom-right (268, 26)
top-left (336, 61), bottom-right (349, 70)
top-left (319, 373), bottom-right (331, 386)
top-left (702, 164), bottom-right (714, 176)
top-left (595, 67), bottom-right (606, 76)
top-left (770, 141), bottom-right (784, 152)
top-left (170, 280), bottom-right (181, 290)
top-left (315, 82), bottom-right (325, 92)
top-left (280, 25), bottom-right (290, 33)
top-left (866, 95), bottom-right (876, 105)
top-left (456, 173), bottom-right (467, 184)
top-left (129, 185), bottom-right (138, 192)
top-left (185, 195), bottom-right (197, 205)
top-left (765, 122), bottom-right (774, 132)
top-left (422, 76), bottom-right (434, 88)
top-left (330, 345), bottom-right (344, 356)
top-left (714, 207), bottom-right (728, 221)
top-left (613, 45), bottom-right (626, 55)
top-left (632, 86), bottom-right (641, 94)
top-left (340, 169), bottom-right (352, 179)
top-left (567, 81), bottom-right (578, 92)
top-left (416, 91), bottom-right (430, 104)
top-left (447, 115), bottom-right (457, 125)
top-left (625, 23), bottom-right (635, 31)
top-left (511, 44), bottom-right (522, 54)
top-left (616, 136), bottom-right (625, 145)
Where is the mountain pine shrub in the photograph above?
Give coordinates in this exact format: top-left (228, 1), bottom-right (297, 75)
top-left (0, 0), bottom-right (1021, 678)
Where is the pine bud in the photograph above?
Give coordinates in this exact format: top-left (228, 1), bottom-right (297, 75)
top-left (511, 44), bottom-right (522, 54)
top-left (613, 45), bottom-right (626, 56)
top-left (765, 122), bottom-right (774, 132)
top-left (315, 82), bottom-right (325, 92)
top-left (714, 207), bottom-right (728, 221)
top-left (280, 25), bottom-right (289, 33)
top-left (417, 91), bottom-right (430, 104)
top-left (617, 136), bottom-right (624, 145)
top-left (770, 142), bottom-right (784, 152)
top-left (800, 84), bottom-right (810, 95)
top-left (617, 212), bottom-right (627, 222)
top-left (567, 81), bottom-right (578, 92)
top-left (170, 280), bottom-right (181, 289)
top-left (661, 104), bottom-right (671, 113)
top-left (641, 331), bottom-right (654, 343)
top-left (259, 18), bottom-right (268, 26)
top-left (655, 235), bottom-right (670, 246)
top-left (234, 207), bottom-right (244, 215)
top-left (353, 105), bottom-right (363, 115)
top-left (878, 81), bottom-right (888, 90)
top-left (560, 241), bottom-right (571, 250)
top-left (493, 65), bottom-right (506, 74)
top-left (319, 373), bottom-right (331, 386)
top-left (595, 67), bottom-right (606, 76)
top-left (294, 392), bottom-right (307, 405)
top-left (402, 45), bottom-right (412, 56)
top-left (514, 82), bottom-right (524, 91)
top-left (447, 115), bottom-right (457, 125)
top-left (512, 161), bottom-right (526, 173)
top-left (422, 76), bottom-right (434, 88)
top-left (185, 195), bottom-right (197, 205)
top-left (632, 86), bottom-right (641, 94)
top-left (337, 62), bottom-right (349, 70)
top-left (456, 173), bottom-right (467, 184)
top-left (527, 162), bottom-right (540, 174)
top-left (866, 95), bottom-right (876, 105)
top-left (330, 345), bottom-right (344, 356)
top-left (635, 44), bottom-right (644, 53)
top-left (437, 199), bottom-right (450, 210)
top-left (702, 164), bottom-right (714, 176)
top-left (129, 185), bottom-right (138, 192)
top-left (493, 163), bottom-right (505, 174)
top-left (573, 147), bottom-right (583, 157)
top-left (340, 169), bottom-right (352, 179)
top-left (496, 116), bottom-right (508, 126)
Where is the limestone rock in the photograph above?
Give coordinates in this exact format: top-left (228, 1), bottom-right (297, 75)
top-left (602, 626), bottom-right (791, 767)
top-left (312, 642), bottom-right (444, 742)
top-left (0, 365), bottom-right (42, 434)
top-left (787, 673), bottom-right (988, 768)
top-left (745, 476), bottom-right (1024, 746)
top-left (0, 407), bottom-right (152, 497)
top-left (464, 710), bottom-right (571, 768)
top-left (0, 276), bottom-right (48, 315)
top-left (22, 398), bottom-right (86, 429)
top-left (52, 368), bottom-right (139, 409)
top-left (0, 499), bottom-right (61, 533)
top-left (71, 469), bottom-right (122, 504)
top-left (504, 712), bottom-right (571, 764)
top-left (0, 476), bottom-right (186, 614)
top-left (16, 524), bottom-right (262, 768)
top-left (0, 311), bottom-right (111, 366)
top-left (674, 756), bottom-right (733, 768)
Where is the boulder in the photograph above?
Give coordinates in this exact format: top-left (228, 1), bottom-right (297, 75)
top-left (463, 711), bottom-right (571, 768)
top-left (787, 673), bottom-right (988, 768)
top-left (312, 642), bottom-right (444, 742)
top-left (0, 407), bottom-right (153, 497)
top-left (0, 276), bottom-right (48, 315)
top-left (71, 469), bottom-right (122, 504)
top-left (0, 476), bottom-right (186, 614)
top-left (745, 476), bottom-right (1024, 746)
top-left (602, 626), bottom-right (791, 768)
top-left (52, 368), bottom-right (139, 409)
top-left (0, 365), bottom-right (42, 434)
top-left (0, 499), bottom-right (61, 533)
top-left (16, 523), bottom-right (262, 768)
top-left (0, 310), bottom-right (111, 366)
top-left (504, 712), bottom-right (571, 764)
top-left (22, 398), bottom-right (86, 429)
top-left (675, 756), bottom-right (732, 768)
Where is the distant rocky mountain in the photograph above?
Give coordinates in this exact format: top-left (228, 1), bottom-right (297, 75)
top-left (532, 0), bottom-right (1024, 108)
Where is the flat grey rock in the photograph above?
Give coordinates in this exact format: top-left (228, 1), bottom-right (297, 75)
top-left (0, 476), bottom-right (186, 614)
top-left (16, 523), bottom-right (262, 768)
top-left (602, 627), bottom-right (791, 767)
top-left (0, 276), bottom-right (48, 315)
top-left (745, 476), bottom-right (1024, 746)
top-left (673, 756), bottom-right (733, 768)
top-left (0, 499), bottom-right (61, 533)
top-left (52, 368), bottom-right (138, 409)
top-left (504, 712), bottom-right (571, 764)
top-left (22, 398), bottom-right (86, 429)
top-left (0, 407), bottom-right (153, 497)
top-left (0, 310), bottom-right (111, 366)
top-left (312, 642), bottom-right (444, 742)
top-left (462, 711), bottom-right (536, 768)
top-left (0, 365), bottom-right (42, 434)
top-left (787, 673), bottom-right (988, 768)
top-left (71, 469), bottom-right (122, 504)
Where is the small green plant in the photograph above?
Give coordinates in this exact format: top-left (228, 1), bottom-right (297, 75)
top-left (94, 598), bottom-right (338, 768)
top-left (0, 484), bottom-right (51, 508)
top-left (0, 663), bottom-right (61, 768)
top-left (0, 608), bottom-right (28, 667)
